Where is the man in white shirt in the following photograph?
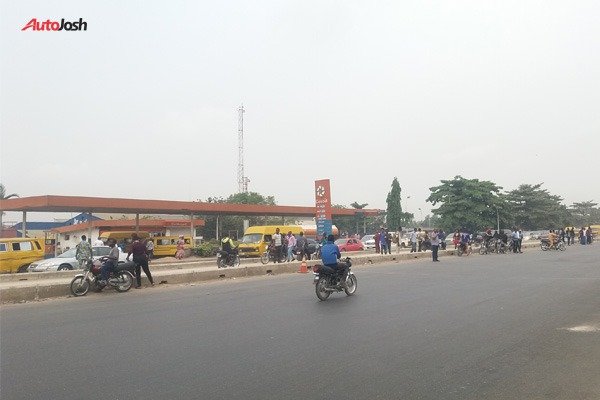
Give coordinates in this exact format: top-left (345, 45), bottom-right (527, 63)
top-left (93, 236), bottom-right (104, 246)
top-left (272, 228), bottom-right (283, 263)
top-left (410, 228), bottom-right (418, 253)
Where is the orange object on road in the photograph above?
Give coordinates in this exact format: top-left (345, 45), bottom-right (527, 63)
top-left (298, 259), bottom-right (308, 273)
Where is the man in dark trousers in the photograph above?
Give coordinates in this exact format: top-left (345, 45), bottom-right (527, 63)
top-left (127, 233), bottom-right (154, 289)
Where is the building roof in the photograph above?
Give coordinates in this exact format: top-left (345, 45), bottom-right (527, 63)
top-left (0, 195), bottom-right (380, 217)
top-left (11, 222), bottom-right (65, 231)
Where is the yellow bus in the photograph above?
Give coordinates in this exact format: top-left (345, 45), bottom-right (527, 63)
top-left (0, 238), bottom-right (45, 273)
top-left (237, 225), bottom-right (304, 257)
top-left (147, 236), bottom-right (192, 257)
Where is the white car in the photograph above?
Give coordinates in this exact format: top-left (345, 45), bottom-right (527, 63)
top-left (28, 246), bottom-right (128, 272)
top-left (361, 235), bottom-right (376, 250)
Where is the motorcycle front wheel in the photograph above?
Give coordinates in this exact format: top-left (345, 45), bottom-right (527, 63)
top-left (540, 243), bottom-right (549, 251)
top-left (260, 252), bottom-right (270, 265)
top-left (457, 246), bottom-right (464, 256)
top-left (70, 276), bottom-right (90, 297)
top-left (557, 242), bottom-right (566, 251)
top-left (479, 246), bottom-right (487, 255)
top-left (217, 257), bottom-right (226, 268)
top-left (344, 275), bottom-right (358, 296)
top-left (315, 279), bottom-right (331, 301)
top-left (114, 272), bottom-right (133, 292)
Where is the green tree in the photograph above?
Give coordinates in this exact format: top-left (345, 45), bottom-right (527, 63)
top-left (0, 184), bottom-right (19, 234)
top-left (199, 192), bottom-right (278, 239)
top-left (569, 200), bottom-right (600, 226)
top-left (386, 177), bottom-right (404, 230)
top-left (505, 184), bottom-right (569, 229)
top-left (426, 176), bottom-right (506, 232)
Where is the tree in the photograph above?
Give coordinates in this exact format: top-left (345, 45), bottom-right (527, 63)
top-left (199, 192), bottom-right (278, 240)
top-left (505, 184), bottom-right (569, 229)
top-left (0, 184), bottom-right (19, 234)
top-left (569, 200), bottom-right (600, 226)
top-left (386, 177), bottom-right (404, 230)
top-left (427, 176), bottom-right (506, 232)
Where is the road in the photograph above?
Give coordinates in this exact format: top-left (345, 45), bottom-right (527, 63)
top-left (1, 245), bottom-right (599, 400)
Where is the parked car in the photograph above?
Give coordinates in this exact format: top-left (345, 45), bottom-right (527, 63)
top-left (28, 246), bottom-right (128, 272)
top-left (361, 235), bottom-right (376, 250)
top-left (335, 238), bottom-right (364, 252)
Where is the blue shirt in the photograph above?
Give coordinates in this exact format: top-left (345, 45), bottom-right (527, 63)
top-left (321, 241), bottom-right (341, 266)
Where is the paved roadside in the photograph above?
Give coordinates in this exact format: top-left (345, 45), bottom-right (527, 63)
top-left (0, 243), bottom-right (540, 303)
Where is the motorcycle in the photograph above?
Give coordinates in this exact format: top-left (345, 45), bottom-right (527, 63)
top-left (540, 239), bottom-right (566, 251)
top-left (456, 241), bottom-right (472, 256)
top-left (313, 257), bottom-right (358, 301)
top-left (70, 258), bottom-right (135, 297)
top-left (217, 250), bottom-right (240, 268)
top-left (260, 244), bottom-right (287, 264)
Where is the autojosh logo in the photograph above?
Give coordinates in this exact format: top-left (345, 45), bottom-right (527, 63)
top-left (21, 18), bottom-right (87, 31)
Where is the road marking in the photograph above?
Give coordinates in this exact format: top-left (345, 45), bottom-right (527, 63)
top-left (563, 324), bottom-right (600, 333)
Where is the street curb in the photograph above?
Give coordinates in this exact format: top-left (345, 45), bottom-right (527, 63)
top-left (0, 242), bottom-right (539, 304)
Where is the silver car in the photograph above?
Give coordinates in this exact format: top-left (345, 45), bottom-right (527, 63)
top-left (28, 246), bottom-right (128, 272)
top-left (361, 235), bottom-right (376, 250)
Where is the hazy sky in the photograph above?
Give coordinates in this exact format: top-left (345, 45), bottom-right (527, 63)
top-left (1, 0), bottom-right (599, 222)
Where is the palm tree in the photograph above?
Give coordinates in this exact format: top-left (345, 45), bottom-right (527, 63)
top-left (0, 184), bottom-right (19, 235)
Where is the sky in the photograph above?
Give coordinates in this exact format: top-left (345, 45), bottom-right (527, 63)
top-left (1, 0), bottom-right (599, 223)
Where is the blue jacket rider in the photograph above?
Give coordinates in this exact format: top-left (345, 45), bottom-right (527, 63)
top-left (321, 234), bottom-right (341, 267)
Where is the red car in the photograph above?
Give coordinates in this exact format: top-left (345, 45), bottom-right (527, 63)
top-left (335, 238), bottom-right (364, 252)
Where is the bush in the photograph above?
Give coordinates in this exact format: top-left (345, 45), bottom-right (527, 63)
top-left (193, 240), bottom-right (220, 257)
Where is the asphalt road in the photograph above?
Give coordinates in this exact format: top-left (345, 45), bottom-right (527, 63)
top-left (1, 245), bottom-right (599, 400)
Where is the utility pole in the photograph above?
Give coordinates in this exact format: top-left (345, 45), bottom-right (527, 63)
top-left (237, 105), bottom-right (250, 192)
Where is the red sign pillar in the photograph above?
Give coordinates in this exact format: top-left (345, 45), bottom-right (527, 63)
top-left (314, 179), bottom-right (332, 238)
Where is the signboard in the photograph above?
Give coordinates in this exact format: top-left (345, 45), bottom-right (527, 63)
top-left (314, 179), bottom-right (332, 238)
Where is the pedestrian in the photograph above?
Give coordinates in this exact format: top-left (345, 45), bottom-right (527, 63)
top-left (410, 228), bottom-right (418, 253)
top-left (438, 229), bottom-right (447, 250)
top-left (517, 229), bottom-right (523, 253)
top-left (511, 228), bottom-right (519, 253)
top-left (145, 238), bottom-right (154, 261)
top-left (452, 229), bottom-right (460, 249)
top-left (296, 231), bottom-right (307, 261)
top-left (374, 231), bottom-right (381, 254)
top-left (417, 228), bottom-right (424, 252)
top-left (586, 227), bottom-right (593, 244)
top-left (430, 229), bottom-right (440, 261)
top-left (379, 228), bottom-right (388, 255)
top-left (385, 229), bottom-right (392, 254)
top-left (93, 236), bottom-right (104, 246)
top-left (75, 235), bottom-right (92, 269)
top-left (272, 228), bottom-right (283, 262)
top-left (569, 227), bottom-right (575, 245)
top-left (395, 228), bottom-right (402, 254)
top-left (127, 234), bottom-right (154, 288)
top-left (559, 228), bottom-right (565, 243)
top-left (175, 235), bottom-right (186, 259)
top-left (286, 231), bottom-right (296, 262)
top-left (579, 227), bottom-right (586, 245)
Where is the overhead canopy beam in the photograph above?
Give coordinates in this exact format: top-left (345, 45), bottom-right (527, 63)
top-left (0, 195), bottom-right (380, 218)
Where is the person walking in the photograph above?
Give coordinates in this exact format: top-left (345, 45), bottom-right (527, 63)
top-left (430, 229), bottom-right (440, 261)
top-left (127, 234), bottom-right (154, 289)
top-left (175, 235), bottom-right (186, 259)
top-left (75, 235), bottom-right (92, 269)
top-left (410, 228), bottom-right (418, 253)
top-left (145, 238), bottom-right (154, 261)
top-left (296, 231), bottom-right (307, 261)
top-left (286, 231), bottom-right (296, 262)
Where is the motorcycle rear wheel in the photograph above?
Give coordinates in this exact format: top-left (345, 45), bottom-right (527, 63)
top-left (344, 275), bottom-right (357, 296)
top-left (260, 252), bottom-right (270, 265)
top-left (114, 272), bottom-right (133, 292)
top-left (457, 247), bottom-right (464, 256)
top-left (70, 276), bottom-right (90, 297)
top-left (315, 279), bottom-right (331, 301)
top-left (217, 258), bottom-right (226, 268)
top-left (557, 242), bottom-right (566, 251)
top-left (540, 243), bottom-right (549, 251)
top-left (232, 255), bottom-right (240, 267)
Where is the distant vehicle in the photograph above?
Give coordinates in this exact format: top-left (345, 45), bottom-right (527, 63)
top-left (335, 238), bottom-right (364, 252)
top-left (28, 246), bottom-right (128, 272)
top-left (238, 225), bottom-right (304, 257)
top-left (361, 235), bottom-right (375, 250)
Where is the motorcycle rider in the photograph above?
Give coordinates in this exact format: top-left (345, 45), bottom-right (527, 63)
top-left (98, 239), bottom-right (119, 286)
top-left (547, 229), bottom-right (558, 249)
top-left (221, 233), bottom-right (237, 263)
top-left (320, 234), bottom-right (349, 288)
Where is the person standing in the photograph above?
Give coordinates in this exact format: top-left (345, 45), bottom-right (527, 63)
top-left (395, 228), bottom-right (402, 254)
top-left (511, 228), bottom-right (519, 253)
top-left (296, 231), bottom-right (307, 261)
top-left (127, 234), bottom-right (154, 289)
top-left (145, 238), bottom-right (154, 261)
top-left (417, 228), bottom-right (424, 252)
top-left (430, 229), bottom-right (440, 261)
top-left (175, 235), bottom-right (186, 259)
top-left (586, 227), bottom-right (593, 244)
top-left (517, 229), bottom-right (523, 253)
top-left (272, 228), bottom-right (283, 263)
top-left (569, 227), bottom-right (575, 245)
top-left (379, 228), bottom-right (388, 255)
top-left (75, 235), bottom-right (92, 269)
top-left (93, 236), bottom-right (104, 246)
top-left (374, 231), bottom-right (381, 254)
top-left (286, 231), bottom-right (296, 262)
top-left (410, 228), bottom-right (418, 253)
top-left (452, 229), bottom-right (460, 249)
top-left (579, 227), bottom-right (586, 245)
top-left (385, 229), bottom-right (392, 255)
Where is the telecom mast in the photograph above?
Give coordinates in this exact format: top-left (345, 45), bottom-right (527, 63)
top-left (237, 105), bottom-right (250, 192)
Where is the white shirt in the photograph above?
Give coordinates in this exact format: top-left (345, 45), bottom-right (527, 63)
top-left (93, 239), bottom-right (104, 246)
top-left (272, 233), bottom-right (282, 246)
